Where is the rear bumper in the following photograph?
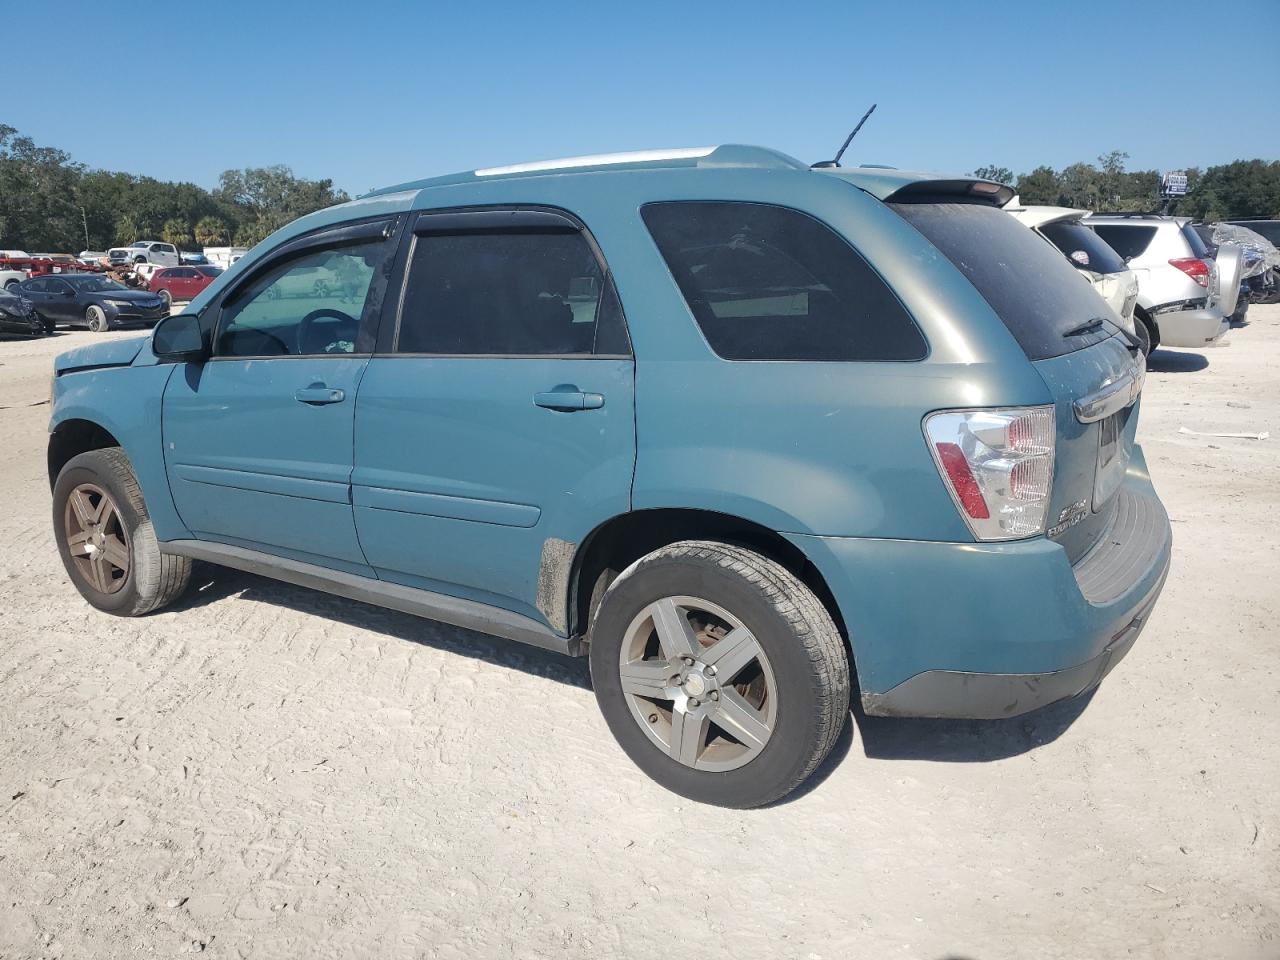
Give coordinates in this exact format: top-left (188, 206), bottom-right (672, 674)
top-left (788, 445), bottom-right (1172, 719)
top-left (1154, 304), bottom-right (1228, 348)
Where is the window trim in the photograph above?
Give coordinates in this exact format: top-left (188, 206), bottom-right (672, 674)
top-left (208, 215), bottom-right (402, 362)
top-left (640, 199), bottom-right (929, 364)
top-left (379, 204), bottom-right (633, 360)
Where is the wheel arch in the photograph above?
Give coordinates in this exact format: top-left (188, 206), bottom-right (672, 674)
top-left (566, 508), bottom-right (847, 644)
top-left (48, 418), bottom-right (122, 489)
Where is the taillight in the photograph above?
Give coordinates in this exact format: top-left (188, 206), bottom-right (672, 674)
top-left (924, 406), bottom-right (1056, 540)
top-left (1169, 257), bottom-right (1210, 288)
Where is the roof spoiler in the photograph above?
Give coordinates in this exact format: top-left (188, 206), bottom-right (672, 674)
top-left (883, 178), bottom-right (1015, 208)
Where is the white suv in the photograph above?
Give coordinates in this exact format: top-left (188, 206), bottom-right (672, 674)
top-left (1087, 215), bottom-right (1235, 350)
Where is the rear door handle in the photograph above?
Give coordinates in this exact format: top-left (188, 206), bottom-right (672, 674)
top-left (534, 388), bottom-right (605, 411)
top-left (294, 384), bottom-right (346, 405)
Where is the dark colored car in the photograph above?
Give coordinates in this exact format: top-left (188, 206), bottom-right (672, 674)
top-left (1228, 219), bottom-right (1280, 245)
top-left (17, 273), bottom-right (168, 332)
top-left (148, 265), bottom-right (223, 305)
top-left (0, 287), bottom-right (50, 336)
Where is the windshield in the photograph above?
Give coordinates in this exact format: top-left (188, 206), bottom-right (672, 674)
top-left (890, 201), bottom-right (1115, 360)
top-left (69, 277), bottom-right (128, 293)
top-left (1039, 220), bottom-right (1128, 275)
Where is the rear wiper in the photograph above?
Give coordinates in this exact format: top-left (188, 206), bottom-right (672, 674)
top-left (1063, 317), bottom-right (1106, 337)
top-left (1064, 314), bottom-right (1144, 353)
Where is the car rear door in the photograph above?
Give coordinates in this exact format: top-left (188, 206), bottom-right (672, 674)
top-left (161, 217), bottom-right (403, 572)
top-left (351, 207), bottom-right (636, 630)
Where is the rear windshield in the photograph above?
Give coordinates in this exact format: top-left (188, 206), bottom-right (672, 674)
top-left (1038, 220), bottom-right (1127, 275)
top-left (1181, 223), bottom-right (1210, 258)
top-left (1090, 224), bottom-right (1157, 262)
top-left (889, 202), bottom-right (1113, 360)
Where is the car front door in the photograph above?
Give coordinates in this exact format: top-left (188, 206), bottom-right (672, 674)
top-left (352, 207), bottom-right (636, 631)
top-left (162, 217), bottom-right (402, 573)
top-left (41, 278), bottom-right (79, 325)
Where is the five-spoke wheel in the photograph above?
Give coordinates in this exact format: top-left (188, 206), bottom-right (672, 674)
top-left (619, 596), bottom-right (777, 771)
top-left (591, 541), bottom-right (850, 808)
top-left (63, 483), bottom-right (131, 594)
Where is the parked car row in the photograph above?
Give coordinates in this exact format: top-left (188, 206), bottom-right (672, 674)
top-left (3, 274), bottom-right (168, 333)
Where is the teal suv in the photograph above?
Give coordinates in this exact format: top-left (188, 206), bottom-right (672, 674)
top-left (48, 146), bottom-right (1171, 806)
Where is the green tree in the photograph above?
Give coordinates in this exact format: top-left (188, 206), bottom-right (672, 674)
top-left (971, 164), bottom-right (1014, 185)
top-left (114, 214), bottom-right (140, 246)
top-left (1015, 166), bottom-right (1060, 205)
top-left (162, 218), bottom-right (192, 247)
top-left (194, 215), bottom-right (230, 246)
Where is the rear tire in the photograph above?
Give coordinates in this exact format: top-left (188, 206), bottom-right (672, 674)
top-left (86, 305), bottom-right (108, 332)
top-left (157, 288), bottom-right (172, 306)
top-left (590, 540), bottom-right (850, 808)
top-left (1134, 317), bottom-right (1152, 356)
top-left (1135, 310), bottom-right (1158, 355)
top-left (53, 448), bottom-right (192, 616)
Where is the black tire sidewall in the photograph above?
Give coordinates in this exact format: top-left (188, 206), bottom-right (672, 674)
top-left (1135, 316), bottom-right (1153, 356)
top-left (591, 553), bottom-right (832, 807)
top-left (52, 453), bottom-right (149, 615)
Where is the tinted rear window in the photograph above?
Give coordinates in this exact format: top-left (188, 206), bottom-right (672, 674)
top-left (1038, 220), bottom-right (1127, 275)
top-left (1090, 224), bottom-right (1157, 262)
top-left (1181, 223), bottom-right (1209, 258)
top-left (889, 202), bottom-right (1113, 360)
top-left (641, 201), bottom-right (926, 361)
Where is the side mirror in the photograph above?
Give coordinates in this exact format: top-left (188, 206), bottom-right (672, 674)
top-left (152, 312), bottom-right (209, 363)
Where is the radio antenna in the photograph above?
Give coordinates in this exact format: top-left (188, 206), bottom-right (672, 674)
top-left (812, 103), bottom-right (877, 169)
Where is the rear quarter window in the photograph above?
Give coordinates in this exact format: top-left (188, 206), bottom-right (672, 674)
top-left (890, 201), bottom-right (1113, 361)
top-left (1089, 224), bottom-right (1158, 262)
top-left (641, 201), bottom-right (926, 361)
top-left (1038, 220), bottom-right (1128, 275)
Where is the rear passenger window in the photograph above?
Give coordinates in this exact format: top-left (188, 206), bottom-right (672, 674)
top-left (396, 230), bottom-right (629, 356)
top-left (641, 201), bottom-right (926, 361)
top-left (1090, 225), bottom-right (1157, 262)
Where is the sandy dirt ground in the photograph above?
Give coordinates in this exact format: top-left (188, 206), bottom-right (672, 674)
top-left (1, 309), bottom-right (1277, 960)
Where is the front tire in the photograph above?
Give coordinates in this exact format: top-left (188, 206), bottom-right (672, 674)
top-left (590, 541), bottom-right (849, 807)
top-left (86, 305), bottom-right (108, 332)
top-left (53, 448), bottom-right (191, 616)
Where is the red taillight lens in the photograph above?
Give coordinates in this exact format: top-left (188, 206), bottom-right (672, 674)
top-left (1169, 257), bottom-right (1210, 288)
top-left (934, 442), bottom-right (990, 519)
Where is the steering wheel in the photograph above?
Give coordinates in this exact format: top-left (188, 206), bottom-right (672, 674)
top-left (297, 308), bottom-right (358, 355)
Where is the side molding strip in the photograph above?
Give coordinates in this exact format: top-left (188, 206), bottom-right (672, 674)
top-left (161, 539), bottom-right (582, 656)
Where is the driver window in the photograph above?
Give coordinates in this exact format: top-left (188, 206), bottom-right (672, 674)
top-left (216, 237), bottom-right (391, 358)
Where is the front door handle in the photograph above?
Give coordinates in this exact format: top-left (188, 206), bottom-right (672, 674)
top-left (294, 383), bottom-right (346, 405)
top-left (533, 387), bottom-right (605, 411)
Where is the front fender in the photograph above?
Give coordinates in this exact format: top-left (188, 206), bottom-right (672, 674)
top-left (50, 364), bottom-right (188, 541)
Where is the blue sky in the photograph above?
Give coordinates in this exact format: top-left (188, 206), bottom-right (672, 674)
top-left (11, 0), bottom-right (1279, 195)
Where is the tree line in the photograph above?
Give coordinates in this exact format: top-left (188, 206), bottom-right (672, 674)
top-left (4, 124), bottom-right (1278, 255)
top-left (972, 151), bottom-right (1280, 221)
top-left (0, 124), bottom-right (349, 253)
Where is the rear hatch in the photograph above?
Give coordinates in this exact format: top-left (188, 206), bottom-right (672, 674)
top-left (889, 199), bottom-right (1144, 562)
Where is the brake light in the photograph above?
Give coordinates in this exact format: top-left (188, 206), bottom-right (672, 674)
top-left (1169, 257), bottom-right (1210, 288)
top-left (924, 406), bottom-right (1056, 540)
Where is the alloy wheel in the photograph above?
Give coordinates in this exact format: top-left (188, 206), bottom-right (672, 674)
top-left (618, 596), bottom-right (777, 772)
top-left (63, 483), bottom-right (130, 594)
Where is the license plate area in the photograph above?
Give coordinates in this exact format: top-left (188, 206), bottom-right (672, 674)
top-left (1093, 408), bottom-right (1132, 510)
